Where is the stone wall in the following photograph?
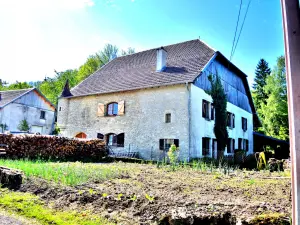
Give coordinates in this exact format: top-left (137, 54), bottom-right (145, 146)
top-left (57, 85), bottom-right (190, 160)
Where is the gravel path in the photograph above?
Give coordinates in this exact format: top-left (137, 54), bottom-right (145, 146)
top-left (0, 214), bottom-right (24, 225)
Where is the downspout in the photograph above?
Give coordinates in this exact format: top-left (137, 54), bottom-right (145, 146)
top-left (186, 82), bottom-right (191, 162)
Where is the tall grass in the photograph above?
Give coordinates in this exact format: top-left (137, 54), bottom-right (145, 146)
top-left (0, 159), bottom-right (126, 186)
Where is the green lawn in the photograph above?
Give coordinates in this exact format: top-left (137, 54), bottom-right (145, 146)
top-left (0, 188), bottom-right (114, 225)
top-left (0, 159), bottom-right (126, 186)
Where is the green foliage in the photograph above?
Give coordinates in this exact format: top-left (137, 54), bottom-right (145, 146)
top-left (0, 81), bottom-right (32, 91)
top-left (145, 193), bottom-right (154, 202)
top-left (167, 144), bottom-right (179, 170)
top-left (0, 160), bottom-right (125, 186)
top-left (17, 119), bottom-right (30, 131)
top-left (38, 69), bottom-right (78, 105)
top-left (52, 123), bottom-right (61, 135)
top-left (259, 56), bottom-right (289, 140)
top-left (0, 189), bottom-right (114, 225)
top-left (208, 73), bottom-right (228, 158)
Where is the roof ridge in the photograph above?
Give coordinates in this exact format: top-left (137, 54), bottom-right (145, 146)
top-left (116, 39), bottom-right (215, 59)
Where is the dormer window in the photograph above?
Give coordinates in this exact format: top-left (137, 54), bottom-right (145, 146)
top-left (107, 102), bottom-right (118, 116)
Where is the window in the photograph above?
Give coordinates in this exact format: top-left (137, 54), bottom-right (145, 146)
top-left (202, 137), bottom-right (210, 156)
top-left (165, 113), bottom-right (171, 123)
top-left (97, 133), bottom-right (104, 139)
top-left (227, 112), bottom-right (235, 128)
top-left (202, 100), bottom-right (209, 119)
top-left (238, 138), bottom-right (249, 151)
top-left (211, 104), bottom-right (215, 120)
top-left (107, 133), bottom-right (124, 147)
top-left (227, 138), bottom-right (235, 153)
top-left (107, 103), bottom-right (118, 116)
top-left (40, 111), bottom-right (46, 119)
top-left (159, 139), bottom-right (179, 150)
top-left (242, 117), bottom-right (247, 131)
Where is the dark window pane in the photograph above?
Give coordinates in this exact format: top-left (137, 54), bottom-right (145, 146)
top-left (97, 133), bottom-right (104, 139)
top-left (107, 103), bottom-right (118, 116)
top-left (165, 113), bottom-right (171, 123)
top-left (159, 139), bottom-right (164, 150)
top-left (117, 133), bottom-right (124, 147)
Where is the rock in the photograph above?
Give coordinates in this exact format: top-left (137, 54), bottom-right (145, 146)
top-left (0, 166), bottom-right (22, 189)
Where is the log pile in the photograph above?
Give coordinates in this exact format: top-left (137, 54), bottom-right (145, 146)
top-left (0, 166), bottom-right (22, 189)
top-left (0, 134), bottom-right (107, 161)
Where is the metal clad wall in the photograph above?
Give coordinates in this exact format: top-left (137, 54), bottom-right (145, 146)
top-left (194, 59), bottom-right (252, 113)
top-left (14, 91), bottom-right (54, 111)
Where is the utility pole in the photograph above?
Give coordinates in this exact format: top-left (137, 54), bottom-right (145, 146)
top-left (280, 0), bottom-right (300, 224)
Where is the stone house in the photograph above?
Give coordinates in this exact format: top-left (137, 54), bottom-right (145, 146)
top-left (57, 39), bottom-right (259, 161)
top-left (0, 88), bottom-right (56, 134)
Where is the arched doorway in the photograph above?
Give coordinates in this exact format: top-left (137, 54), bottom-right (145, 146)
top-left (75, 132), bottom-right (87, 139)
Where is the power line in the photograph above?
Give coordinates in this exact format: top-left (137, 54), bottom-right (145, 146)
top-left (231, 0), bottom-right (253, 60)
top-left (229, 0), bottom-right (243, 61)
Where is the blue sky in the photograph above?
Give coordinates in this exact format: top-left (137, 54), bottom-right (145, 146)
top-left (0, 0), bottom-right (284, 86)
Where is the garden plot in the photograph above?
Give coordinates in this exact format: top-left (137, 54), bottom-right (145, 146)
top-left (0, 160), bottom-right (292, 225)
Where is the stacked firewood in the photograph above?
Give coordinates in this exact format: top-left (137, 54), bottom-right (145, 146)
top-left (0, 134), bottom-right (107, 161)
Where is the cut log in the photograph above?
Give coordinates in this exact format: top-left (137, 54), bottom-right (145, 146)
top-left (0, 166), bottom-right (22, 190)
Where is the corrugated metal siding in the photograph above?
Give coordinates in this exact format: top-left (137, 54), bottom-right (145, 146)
top-left (14, 90), bottom-right (54, 111)
top-left (194, 59), bottom-right (252, 113)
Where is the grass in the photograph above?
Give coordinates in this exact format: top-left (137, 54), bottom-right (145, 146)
top-left (0, 159), bottom-right (126, 186)
top-left (0, 188), bottom-right (114, 225)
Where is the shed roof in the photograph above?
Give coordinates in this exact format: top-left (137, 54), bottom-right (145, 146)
top-left (0, 88), bottom-right (55, 109)
top-left (0, 88), bottom-right (34, 107)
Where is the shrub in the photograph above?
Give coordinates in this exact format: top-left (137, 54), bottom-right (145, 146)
top-left (18, 119), bottom-right (30, 131)
top-left (167, 144), bottom-right (179, 170)
top-left (0, 134), bottom-right (107, 162)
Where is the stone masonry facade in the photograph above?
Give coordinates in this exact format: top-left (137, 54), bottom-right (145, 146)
top-left (57, 84), bottom-right (190, 160)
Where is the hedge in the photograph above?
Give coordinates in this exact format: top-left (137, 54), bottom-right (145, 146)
top-left (0, 134), bottom-right (108, 162)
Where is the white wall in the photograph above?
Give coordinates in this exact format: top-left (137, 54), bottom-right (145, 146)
top-left (190, 84), bottom-right (253, 159)
top-left (0, 90), bottom-right (55, 134)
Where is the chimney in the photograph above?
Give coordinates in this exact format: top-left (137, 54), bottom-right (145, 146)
top-left (156, 47), bottom-right (167, 72)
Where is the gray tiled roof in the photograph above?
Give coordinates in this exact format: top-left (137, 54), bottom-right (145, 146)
top-left (71, 39), bottom-right (215, 96)
top-left (0, 88), bottom-right (34, 107)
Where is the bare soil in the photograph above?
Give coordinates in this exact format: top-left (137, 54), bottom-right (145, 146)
top-left (19, 163), bottom-right (291, 225)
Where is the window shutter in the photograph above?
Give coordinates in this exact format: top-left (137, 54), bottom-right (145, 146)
top-left (118, 101), bottom-right (125, 116)
top-left (159, 139), bottom-right (164, 150)
top-left (245, 119), bottom-right (248, 131)
top-left (232, 139), bottom-right (235, 151)
top-left (233, 114), bottom-right (235, 128)
top-left (97, 103), bottom-right (105, 117)
top-left (174, 139), bottom-right (179, 147)
top-left (238, 138), bottom-right (242, 149)
top-left (246, 140), bottom-right (249, 151)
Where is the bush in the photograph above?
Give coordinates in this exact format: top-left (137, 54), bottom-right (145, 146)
top-left (0, 134), bottom-right (107, 162)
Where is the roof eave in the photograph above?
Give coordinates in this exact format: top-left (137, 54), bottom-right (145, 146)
top-left (65, 81), bottom-right (193, 99)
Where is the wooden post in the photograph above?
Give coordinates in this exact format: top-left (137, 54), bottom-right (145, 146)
top-left (280, 0), bottom-right (300, 224)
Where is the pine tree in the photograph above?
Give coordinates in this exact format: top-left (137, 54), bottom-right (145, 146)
top-left (252, 59), bottom-right (271, 106)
